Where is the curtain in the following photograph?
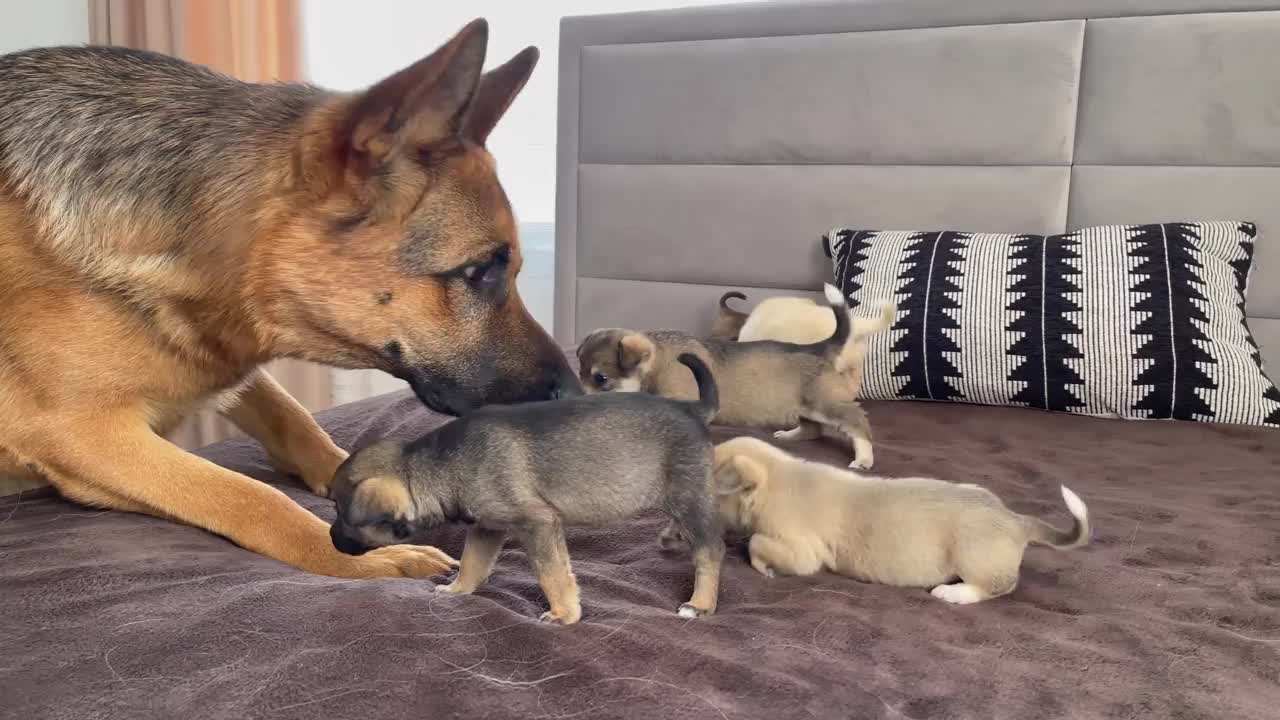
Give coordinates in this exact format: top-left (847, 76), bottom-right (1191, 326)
top-left (89, 0), bottom-right (335, 449)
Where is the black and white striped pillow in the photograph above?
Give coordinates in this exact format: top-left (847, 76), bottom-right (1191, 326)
top-left (824, 221), bottom-right (1280, 427)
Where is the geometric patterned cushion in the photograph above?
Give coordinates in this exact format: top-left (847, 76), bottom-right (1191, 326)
top-left (824, 221), bottom-right (1280, 427)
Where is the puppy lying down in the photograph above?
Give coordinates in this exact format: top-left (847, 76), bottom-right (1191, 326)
top-left (578, 284), bottom-right (894, 469)
top-left (328, 354), bottom-right (725, 625)
top-left (709, 437), bottom-right (1090, 604)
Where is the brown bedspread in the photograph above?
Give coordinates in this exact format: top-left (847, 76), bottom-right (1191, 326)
top-left (2, 393), bottom-right (1279, 720)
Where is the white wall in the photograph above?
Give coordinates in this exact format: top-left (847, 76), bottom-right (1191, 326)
top-left (0, 1), bottom-right (89, 54)
top-left (303, 1), bottom-right (740, 403)
top-left (302, 0), bottom-right (738, 225)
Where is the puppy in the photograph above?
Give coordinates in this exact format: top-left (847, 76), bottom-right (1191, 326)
top-left (710, 291), bottom-right (749, 340)
top-left (329, 354), bottom-right (725, 625)
top-left (579, 284), bottom-right (889, 468)
top-left (710, 437), bottom-right (1090, 604)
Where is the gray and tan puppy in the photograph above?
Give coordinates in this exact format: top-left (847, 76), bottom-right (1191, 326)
top-left (711, 437), bottom-right (1090, 604)
top-left (328, 354), bottom-right (725, 625)
top-left (578, 284), bottom-right (889, 468)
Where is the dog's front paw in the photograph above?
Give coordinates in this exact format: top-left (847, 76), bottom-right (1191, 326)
top-left (354, 545), bottom-right (457, 579)
top-left (677, 602), bottom-right (713, 618)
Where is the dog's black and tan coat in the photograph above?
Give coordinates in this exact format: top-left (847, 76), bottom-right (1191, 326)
top-left (0, 20), bottom-right (579, 578)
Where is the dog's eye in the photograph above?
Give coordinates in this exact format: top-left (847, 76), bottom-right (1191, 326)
top-left (462, 248), bottom-right (510, 288)
top-left (592, 372), bottom-right (608, 387)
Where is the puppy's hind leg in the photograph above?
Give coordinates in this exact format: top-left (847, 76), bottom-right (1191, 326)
top-left (681, 541), bottom-right (726, 618)
top-left (931, 540), bottom-right (1021, 605)
top-left (774, 419), bottom-right (823, 442)
top-left (671, 489), bottom-right (725, 618)
top-left (748, 534), bottom-right (822, 578)
top-left (518, 521), bottom-right (581, 625)
top-left (814, 402), bottom-right (875, 469)
top-left (437, 526), bottom-right (507, 594)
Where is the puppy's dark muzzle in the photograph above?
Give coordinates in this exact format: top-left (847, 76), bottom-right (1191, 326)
top-left (330, 523), bottom-right (371, 556)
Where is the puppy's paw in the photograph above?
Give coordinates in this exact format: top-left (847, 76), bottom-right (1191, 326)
top-left (539, 609), bottom-right (581, 625)
top-left (930, 583), bottom-right (984, 605)
top-left (435, 580), bottom-right (472, 594)
top-left (848, 456), bottom-right (874, 470)
top-left (657, 525), bottom-right (689, 552)
top-left (677, 603), bottom-right (713, 619)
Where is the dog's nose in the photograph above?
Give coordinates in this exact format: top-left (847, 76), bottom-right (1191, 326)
top-left (330, 523), bottom-right (370, 556)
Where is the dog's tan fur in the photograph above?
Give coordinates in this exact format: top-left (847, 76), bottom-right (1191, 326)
top-left (711, 437), bottom-right (1090, 604)
top-left (0, 21), bottom-right (576, 578)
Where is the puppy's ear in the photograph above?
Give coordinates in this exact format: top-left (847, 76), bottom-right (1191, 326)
top-left (618, 333), bottom-right (656, 374)
top-left (342, 19), bottom-right (488, 173)
top-left (352, 475), bottom-right (415, 521)
top-left (717, 455), bottom-right (767, 496)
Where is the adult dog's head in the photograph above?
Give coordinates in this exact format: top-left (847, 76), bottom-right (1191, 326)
top-left (257, 19), bottom-right (578, 414)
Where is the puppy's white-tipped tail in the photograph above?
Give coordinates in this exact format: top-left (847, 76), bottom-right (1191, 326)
top-left (1024, 484), bottom-right (1091, 549)
top-left (823, 282), bottom-right (844, 305)
top-left (1061, 485), bottom-right (1088, 523)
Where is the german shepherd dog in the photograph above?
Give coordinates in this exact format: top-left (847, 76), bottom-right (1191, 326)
top-left (0, 19), bottom-right (579, 579)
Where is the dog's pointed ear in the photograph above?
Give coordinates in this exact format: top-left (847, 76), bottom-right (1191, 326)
top-left (618, 333), bottom-right (655, 373)
top-left (717, 455), bottom-right (767, 496)
top-left (462, 46), bottom-right (538, 146)
top-left (343, 19), bottom-right (489, 172)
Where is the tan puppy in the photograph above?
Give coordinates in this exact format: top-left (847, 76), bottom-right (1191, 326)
top-left (580, 285), bottom-right (890, 468)
top-left (710, 437), bottom-right (1090, 604)
top-left (726, 294), bottom-right (895, 387)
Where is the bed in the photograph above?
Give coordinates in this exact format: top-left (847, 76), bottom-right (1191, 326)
top-left (4, 1), bottom-right (1280, 718)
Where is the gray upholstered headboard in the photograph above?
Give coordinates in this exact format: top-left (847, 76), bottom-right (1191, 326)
top-left (554, 0), bottom-right (1280, 373)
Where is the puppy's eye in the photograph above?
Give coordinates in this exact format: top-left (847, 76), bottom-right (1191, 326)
top-left (592, 372), bottom-right (608, 387)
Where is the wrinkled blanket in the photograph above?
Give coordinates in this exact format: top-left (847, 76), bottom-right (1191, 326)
top-left (3, 392), bottom-right (1279, 719)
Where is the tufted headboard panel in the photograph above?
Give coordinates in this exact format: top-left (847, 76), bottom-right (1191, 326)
top-left (554, 0), bottom-right (1280, 372)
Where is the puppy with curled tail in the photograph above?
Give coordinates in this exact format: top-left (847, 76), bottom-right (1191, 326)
top-left (579, 284), bottom-right (882, 468)
top-left (711, 437), bottom-right (1090, 604)
top-left (710, 291), bottom-right (749, 340)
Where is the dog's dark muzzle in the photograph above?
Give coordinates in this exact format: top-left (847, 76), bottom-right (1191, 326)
top-left (407, 361), bottom-right (583, 416)
top-left (330, 523), bottom-right (371, 556)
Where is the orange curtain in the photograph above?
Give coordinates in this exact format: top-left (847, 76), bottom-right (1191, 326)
top-left (89, 0), bottom-right (336, 449)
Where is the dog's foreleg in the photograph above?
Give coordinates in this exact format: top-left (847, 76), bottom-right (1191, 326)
top-left (29, 415), bottom-right (455, 578)
top-left (519, 522), bottom-right (581, 625)
top-left (437, 526), bottom-right (507, 594)
top-left (221, 368), bottom-right (348, 497)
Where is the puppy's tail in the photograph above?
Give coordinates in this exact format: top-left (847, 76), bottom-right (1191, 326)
top-left (719, 291), bottom-right (747, 313)
top-left (813, 283), bottom-right (852, 358)
top-left (1023, 485), bottom-right (1091, 549)
top-left (712, 291), bottom-right (750, 340)
top-left (678, 353), bottom-right (719, 424)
